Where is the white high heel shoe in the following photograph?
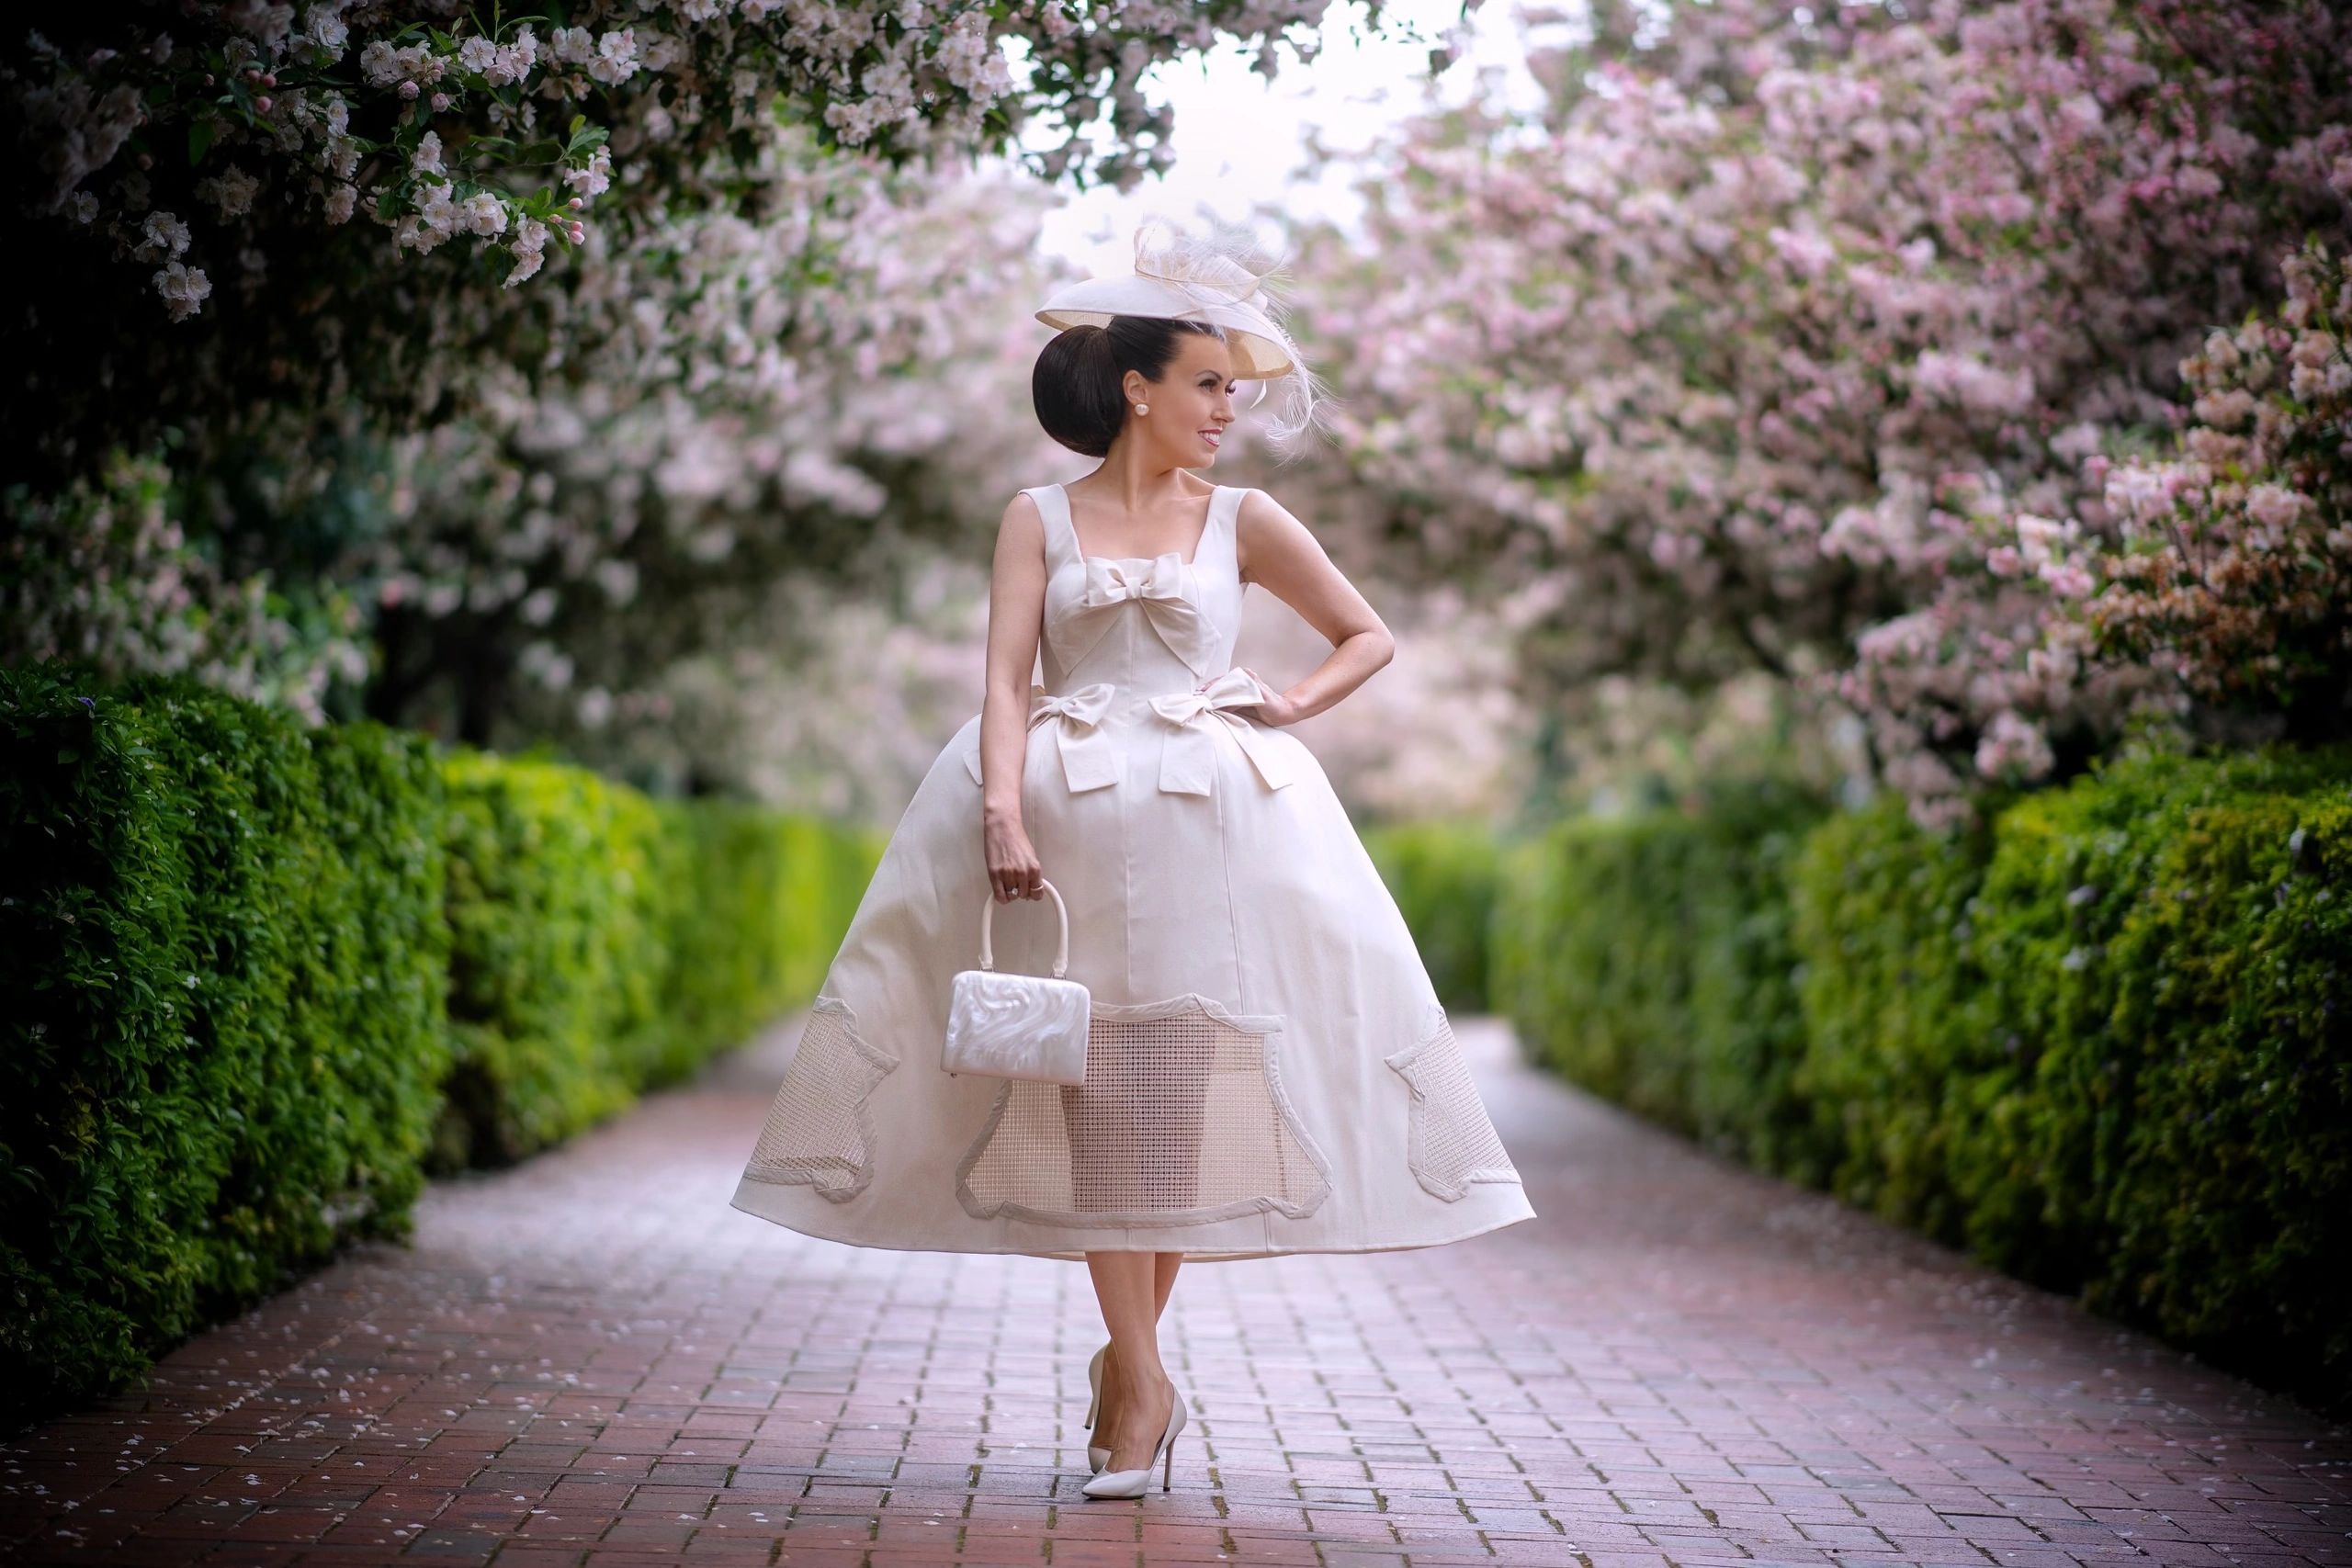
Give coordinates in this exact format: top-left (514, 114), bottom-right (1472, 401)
top-left (1081, 1341), bottom-right (1111, 1472)
top-left (1080, 1378), bottom-right (1185, 1499)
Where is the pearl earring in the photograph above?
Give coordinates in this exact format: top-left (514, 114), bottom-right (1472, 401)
top-left (1134, 403), bottom-right (1148, 416)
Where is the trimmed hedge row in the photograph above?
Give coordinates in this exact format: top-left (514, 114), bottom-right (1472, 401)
top-left (1784, 752), bottom-right (2350, 1404)
top-left (1476, 750), bottom-right (2351, 1411)
top-left (1488, 779), bottom-right (1827, 1177)
top-left (432, 764), bottom-right (881, 1168)
top-left (1, 664), bottom-right (879, 1427)
top-left (1363, 819), bottom-right (1505, 1011)
top-left (2, 665), bottom-right (448, 1426)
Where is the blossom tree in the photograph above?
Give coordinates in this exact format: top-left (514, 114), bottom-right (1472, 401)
top-left (1293, 0), bottom-right (2349, 819)
top-left (1, 116), bottom-right (1067, 737)
top-left (6, 0), bottom-right (1378, 460)
top-left (4, 1), bottom-right (1423, 739)
top-left (2023, 244), bottom-right (2349, 742)
top-left (359, 140), bottom-right (1069, 746)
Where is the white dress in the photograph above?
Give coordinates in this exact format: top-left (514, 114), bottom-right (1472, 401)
top-left (729, 481), bottom-right (1536, 1260)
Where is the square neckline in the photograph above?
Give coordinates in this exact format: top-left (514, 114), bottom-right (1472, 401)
top-left (1057, 481), bottom-right (1225, 569)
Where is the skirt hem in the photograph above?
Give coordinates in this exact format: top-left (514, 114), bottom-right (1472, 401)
top-left (728, 1172), bottom-right (1536, 1263)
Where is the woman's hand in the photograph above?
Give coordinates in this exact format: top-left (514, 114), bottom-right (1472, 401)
top-left (983, 809), bottom-right (1046, 902)
top-left (1236, 667), bottom-right (1304, 727)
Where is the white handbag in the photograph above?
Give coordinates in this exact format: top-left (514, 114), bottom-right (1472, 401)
top-left (942, 877), bottom-right (1092, 1085)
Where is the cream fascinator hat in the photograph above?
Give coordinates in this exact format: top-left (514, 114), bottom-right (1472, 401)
top-left (1035, 217), bottom-right (1325, 450)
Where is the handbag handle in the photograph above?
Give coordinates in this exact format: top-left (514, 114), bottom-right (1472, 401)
top-left (978, 876), bottom-right (1070, 977)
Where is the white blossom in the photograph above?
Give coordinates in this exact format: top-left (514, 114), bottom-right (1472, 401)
top-left (487, 28), bottom-right (538, 87)
top-left (225, 2), bottom-right (295, 44)
top-left (562, 145), bottom-right (612, 199)
top-left (549, 26), bottom-right (593, 66)
top-left (357, 38), bottom-right (399, 85)
top-left (135, 209), bottom-right (190, 261)
top-left (935, 13), bottom-right (1012, 99)
top-left (505, 216), bottom-right (549, 286)
top-left (152, 261), bottom-right (212, 321)
top-left (197, 164), bottom-right (260, 219)
top-left (300, 6), bottom-right (348, 58)
top-left (398, 180), bottom-right (458, 252)
top-left (588, 29), bottom-right (640, 86)
top-left (460, 192), bottom-right (508, 236)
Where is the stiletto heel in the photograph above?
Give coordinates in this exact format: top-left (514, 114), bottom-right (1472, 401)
top-left (1080, 1379), bottom-right (1184, 1499)
top-left (1083, 1342), bottom-right (1111, 1472)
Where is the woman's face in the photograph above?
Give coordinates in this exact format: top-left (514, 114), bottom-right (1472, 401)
top-left (1128, 332), bottom-right (1238, 468)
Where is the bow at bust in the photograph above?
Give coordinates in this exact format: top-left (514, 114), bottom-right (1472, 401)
top-left (1148, 667), bottom-right (1297, 797)
top-left (1081, 552), bottom-right (1186, 607)
top-left (1069, 553), bottom-right (1215, 676)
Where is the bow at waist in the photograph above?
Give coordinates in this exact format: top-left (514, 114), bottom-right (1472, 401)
top-left (959, 669), bottom-right (1297, 797)
top-left (1148, 667), bottom-right (1296, 796)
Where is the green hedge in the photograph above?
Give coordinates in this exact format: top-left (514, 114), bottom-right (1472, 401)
top-left (1, 664), bottom-right (448, 1424)
top-left (1489, 780), bottom-right (1826, 1171)
top-left (1788, 751), bottom-right (2351, 1402)
top-left (1494, 750), bottom-right (2352, 1411)
top-left (1364, 818), bottom-right (1505, 1010)
top-left (652, 803), bottom-right (883, 1076)
top-left (1, 664), bottom-right (879, 1427)
top-left (432, 769), bottom-right (884, 1168)
top-left (433, 752), bottom-right (678, 1168)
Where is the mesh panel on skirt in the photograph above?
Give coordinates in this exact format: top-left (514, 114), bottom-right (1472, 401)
top-left (955, 995), bottom-right (1330, 1227)
top-left (744, 996), bottom-right (899, 1202)
top-left (1386, 1005), bottom-right (1521, 1201)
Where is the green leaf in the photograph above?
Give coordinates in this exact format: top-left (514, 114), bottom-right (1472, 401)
top-left (187, 120), bottom-right (216, 165)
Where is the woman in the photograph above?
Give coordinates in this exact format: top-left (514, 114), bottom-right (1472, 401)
top-left (730, 220), bottom-right (1534, 1500)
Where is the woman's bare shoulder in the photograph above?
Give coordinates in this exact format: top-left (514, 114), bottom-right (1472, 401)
top-left (1233, 487), bottom-right (1315, 583)
top-left (1233, 485), bottom-right (1313, 542)
top-left (989, 489), bottom-right (1048, 570)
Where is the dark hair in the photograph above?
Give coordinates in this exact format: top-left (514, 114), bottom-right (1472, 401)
top-left (1032, 317), bottom-right (1227, 457)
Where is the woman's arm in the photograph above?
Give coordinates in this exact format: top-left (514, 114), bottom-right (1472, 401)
top-left (1232, 488), bottom-right (1396, 727)
top-left (978, 491), bottom-right (1050, 817)
top-left (978, 491), bottom-right (1050, 897)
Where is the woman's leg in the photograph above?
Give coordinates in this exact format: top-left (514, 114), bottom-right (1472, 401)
top-left (1153, 1251), bottom-right (1182, 1313)
top-left (1099, 1251), bottom-right (1181, 1372)
top-left (1086, 1250), bottom-right (1178, 1470)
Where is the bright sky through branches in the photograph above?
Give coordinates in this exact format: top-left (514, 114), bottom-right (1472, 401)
top-left (1017, 0), bottom-right (1555, 271)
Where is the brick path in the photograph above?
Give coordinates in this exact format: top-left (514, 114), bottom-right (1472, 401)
top-left (4, 1014), bottom-right (2347, 1568)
